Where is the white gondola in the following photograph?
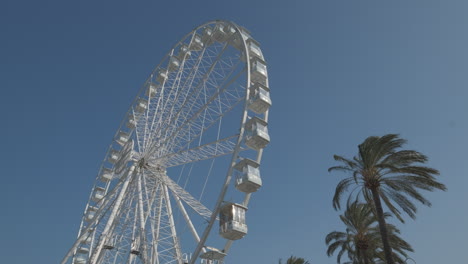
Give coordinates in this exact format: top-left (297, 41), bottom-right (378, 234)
top-left (189, 34), bottom-right (204, 51)
top-left (135, 99), bottom-right (147, 113)
top-left (146, 82), bottom-right (159, 98)
top-left (250, 57), bottom-right (268, 84)
top-left (108, 149), bottom-right (120, 164)
top-left (73, 247), bottom-right (89, 264)
top-left (247, 39), bottom-right (263, 60)
top-left (130, 239), bottom-right (140, 255)
top-left (200, 246), bottom-right (226, 260)
top-left (168, 57), bottom-right (180, 72)
top-left (244, 117), bottom-right (270, 150)
top-left (248, 82), bottom-right (271, 114)
top-left (100, 167), bottom-right (113, 182)
top-left (79, 228), bottom-right (93, 244)
top-left (234, 158), bottom-right (262, 193)
top-left (177, 44), bottom-right (191, 60)
top-left (115, 131), bottom-right (130, 146)
top-left (92, 186), bottom-right (106, 202)
top-left (126, 114), bottom-right (137, 129)
top-left (157, 69), bottom-right (168, 83)
top-left (103, 237), bottom-right (115, 250)
top-left (103, 244), bottom-right (114, 250)
top-left (85, 206), bottom-right (98, 222)
top-left (219, 203), bottom-right (247, 240)
top-left (202, 26), bottom-right (214, 46)
top-left (225, 25), bottom-right (236, 37)
top-left (80, 235), bottom-right (92, 245)
top-left (212, 23), bottom-right (227, 42)
top-left (231, 29), bottom-right (251, 50)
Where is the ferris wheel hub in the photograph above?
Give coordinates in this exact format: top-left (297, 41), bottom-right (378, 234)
top-left (137, 158), bottom-right (148, 169)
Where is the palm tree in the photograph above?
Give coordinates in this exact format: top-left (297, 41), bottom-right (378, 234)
top-left (278, 255), bottom-right (310, 264)
top-left (326, 201), bottom-right (413, 264)
top-left (329, 134), bottom-right (446, 264)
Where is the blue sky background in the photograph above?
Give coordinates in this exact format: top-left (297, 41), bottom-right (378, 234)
top-left (2, 0), bottom-right (467, 263)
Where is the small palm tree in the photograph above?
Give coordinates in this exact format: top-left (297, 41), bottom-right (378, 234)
top-left (278, 255), bottom-right (310, 264)
top-left (329, 134), bottom-right (446, 264)
top-left (326, 201), bottom-right (413, 264)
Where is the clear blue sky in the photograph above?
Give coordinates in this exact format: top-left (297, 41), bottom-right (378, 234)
top-left (2, 1), bottom-right (467, 263)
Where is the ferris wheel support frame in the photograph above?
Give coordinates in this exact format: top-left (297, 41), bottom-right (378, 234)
top-left (62, 20), bottom-right (271, 264)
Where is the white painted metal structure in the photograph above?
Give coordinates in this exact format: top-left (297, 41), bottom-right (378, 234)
top-left (61, 20), bottom-right (271, 264)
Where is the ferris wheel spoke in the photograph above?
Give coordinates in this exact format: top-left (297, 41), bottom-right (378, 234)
top-left (146, 169), bottom-right (213, 220)
top-left (108, 211), bottom-right (133, 262)
top-left (162, 184), bottom-right (183, 264)
top-left (140, 173), bottom-right (161, 223)
top-left (132, 110), bottom-right (145, 154)
top-left (148, 186), bottom-right (181, 264)
top-left (172, 191), bottom-right (202, 246)
top-left (138, 175), bottom-right (181, 264)
top-left (152, 135), bottom-right (241, 168)
top-left (137, 173), bottom-right (150, 263)
top-left (147, 69), bottom-right (189, 152)
top-left (149, 185), bottom-right (164, 264)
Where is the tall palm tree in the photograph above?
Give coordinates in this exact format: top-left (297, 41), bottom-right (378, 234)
top-left (329, 134), bottom-right (446, 264)
top-left (326, 201), bottom-right (413, 264)
top-left (278, 255), bottom-right (310, 264)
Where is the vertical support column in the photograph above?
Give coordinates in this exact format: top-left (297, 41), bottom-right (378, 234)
top-left (162, 184), bottom-right (183, 264)
top-left (137, 173), bottom-right (149, 263)
top-left (139, 176), bottom-right (160, 264)
top-left (173, 192), bottom-right (202, 245)
top-left (152, 185), bottom-right (164, 264)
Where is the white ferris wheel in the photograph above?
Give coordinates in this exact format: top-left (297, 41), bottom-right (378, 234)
top-left (61, 20), bottom-right (271, 264)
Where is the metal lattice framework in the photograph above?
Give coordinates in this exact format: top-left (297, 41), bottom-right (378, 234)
top-left (62, 20), bottom-right (271, 264)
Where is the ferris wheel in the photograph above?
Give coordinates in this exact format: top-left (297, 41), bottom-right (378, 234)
top-left (61, 20), bottom-right (271, 264)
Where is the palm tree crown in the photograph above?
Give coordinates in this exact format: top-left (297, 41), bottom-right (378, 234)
top-left (326, 201), bottom-right (413, 264)
top-left (329, 134), bottom-right (446, 221)
top-left (329, 134), bottom-right (446, 264)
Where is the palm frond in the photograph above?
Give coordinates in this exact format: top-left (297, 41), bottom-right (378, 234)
top-left (333, 177), bottom-right (356, 210)
top-left (379, 189), bottom-right (405, 222)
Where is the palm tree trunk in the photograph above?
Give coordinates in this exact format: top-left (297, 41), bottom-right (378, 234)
top-left (370, 188), bottom-right (394, 264)
top-left (363, 254), bottom-right (370, 264)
